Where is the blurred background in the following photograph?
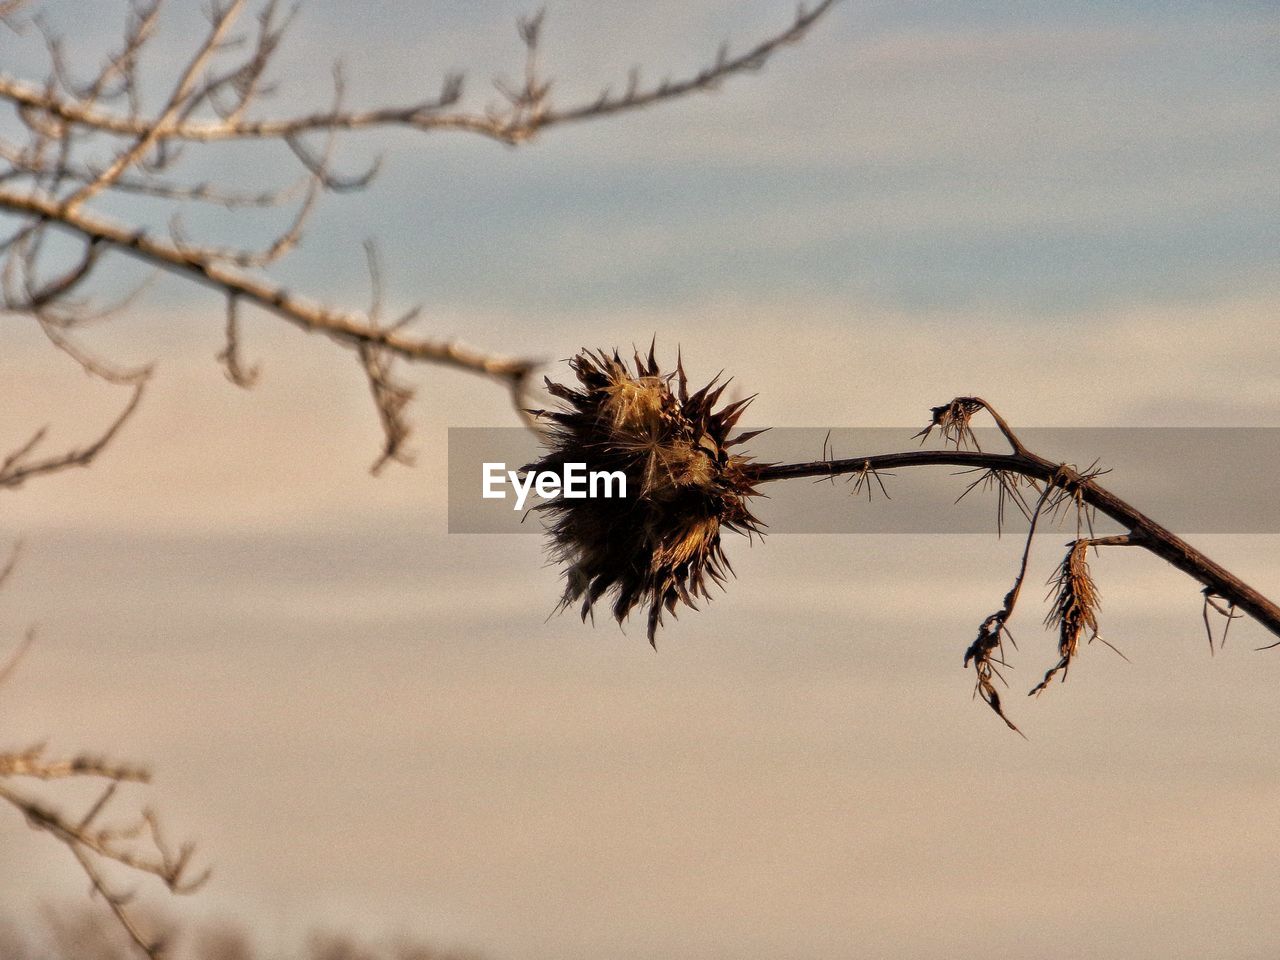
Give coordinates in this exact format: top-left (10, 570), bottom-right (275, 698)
top-left (2, 1), bottom-right (1279, 957)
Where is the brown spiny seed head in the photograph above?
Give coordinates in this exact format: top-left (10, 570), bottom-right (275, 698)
top-left (527, 345), bottom-right (765, 644)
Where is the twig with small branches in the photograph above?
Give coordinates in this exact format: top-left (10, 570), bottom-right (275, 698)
top-left (0, 629), bottom-right (207, 960)
top-left (0, 749), bottom-right (208, 959)
top-left (2, 448), bottom-right (204, 957)
top-left (750, 396), bottom-right (1280, 730)
top-left (1, 5), bottom-right (843, 947)
top-left (0, 377), bottom-right (148, 489)
top-left (1, 0), bottom-right (840, 466)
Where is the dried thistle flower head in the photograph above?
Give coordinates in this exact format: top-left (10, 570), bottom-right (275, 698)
top-left (529, 345), bottom-right (765, 644)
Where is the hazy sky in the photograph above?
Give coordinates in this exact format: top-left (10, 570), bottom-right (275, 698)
top-left (3, 1), bottom-right (1280, 958)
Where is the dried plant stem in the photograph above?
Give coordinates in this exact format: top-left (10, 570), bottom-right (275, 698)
top-left (750, 422), bottom-right (1280, 644)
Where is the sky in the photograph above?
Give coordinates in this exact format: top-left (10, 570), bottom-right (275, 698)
top-left (2, 1), bottom-right (1280, 957)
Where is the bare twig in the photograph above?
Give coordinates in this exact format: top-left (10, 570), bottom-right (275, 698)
top-left (0, 2), bottom-right (837, 144)
top-left (1, 632), bottom-right (207, 959)
top-left (0, 773), bottom-right (208, 959)
top-left (0, 0), bottom-right (840, 455)
top-left (962, 482), bottom-right (1056, 735)
top-left (747, 397), bottom-right (1280, 729)
top-left (0, 377), bottom-right (148, 490)
top-left (752, 401), bottom-right (1280, 645)
top-left (216, 294), bottom-right (259, 387)
top-left (0, 5), bottom-right (844, 941)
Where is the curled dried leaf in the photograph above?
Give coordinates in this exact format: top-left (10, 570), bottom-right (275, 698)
top-left (1031, 539), bottom-right (1100, 696)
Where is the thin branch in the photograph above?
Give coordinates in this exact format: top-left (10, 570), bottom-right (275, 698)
top-left (0, 1), bottom-right (839, 145)
top-left (750, 436), bottom-right (1280, 644)
top-left (0, 774), bottom-right (207, 959)
top-left (1, 632), bottom-right (207, 960)
top-left (216, 293), bottom-right (259, 387)
top-left (0, 377), bottom-right (147, 489)
top-left (1, 2), bottom-right (839, 457)
top-left (58, 0), bottom-right (248, 212)
top-left (0, 184), bottom-right (535, 383)
top-left (748, 397), bottom-right (1280, 732)
top-left (962, 482), bottom-right (1058, 734)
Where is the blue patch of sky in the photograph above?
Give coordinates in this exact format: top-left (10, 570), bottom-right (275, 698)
top-left (10, 1), bottom-right (1275, 326)
top-left (245, 125), bottom-right (1276, 319)
top-left (259, 1), bottom-right (1279, 316)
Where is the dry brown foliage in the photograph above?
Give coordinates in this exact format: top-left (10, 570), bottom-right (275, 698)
top-left (534, 357), bottom-right (1280, 733)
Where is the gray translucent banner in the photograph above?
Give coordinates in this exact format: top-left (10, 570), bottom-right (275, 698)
top-left (448, 427), bottom-right (1280, 534)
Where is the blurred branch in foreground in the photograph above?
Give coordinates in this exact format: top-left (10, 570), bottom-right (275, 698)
top-left (0, 571), bottom-right (208, 958)
top-left (0, 4), bottom-right (841, 952)
top-left (1, 0), bottom-right (838, 470)
top-left (2, 420), bottom-right (207, 958)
